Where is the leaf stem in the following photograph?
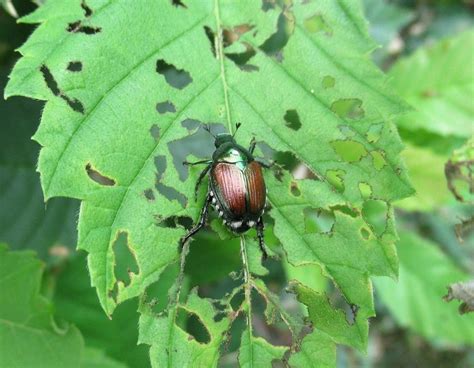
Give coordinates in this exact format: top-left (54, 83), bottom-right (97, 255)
top-left (213, 0), bottom-right (233, 134)
top-left (240, 235), bottom-right (254, 360)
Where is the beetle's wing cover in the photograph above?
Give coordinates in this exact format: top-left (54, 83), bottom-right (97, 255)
top-left (212, 163), bottom-right (246, 217)
top-left (245, 161), bottom-right (266, 216)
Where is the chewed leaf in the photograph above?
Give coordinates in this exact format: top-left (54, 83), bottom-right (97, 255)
top-left (5, 0), bottom-right (413, 365)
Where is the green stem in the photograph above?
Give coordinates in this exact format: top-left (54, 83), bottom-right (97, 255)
top-left (213, 0), bottom-right (233, 134)
top-left (240, 235), bottom-right (254, 362)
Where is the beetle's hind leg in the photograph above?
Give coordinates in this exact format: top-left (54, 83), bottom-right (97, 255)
top-left (180, 193), bottom-right (212, 248)
top-left (256, 216), bottom-right (268, 260)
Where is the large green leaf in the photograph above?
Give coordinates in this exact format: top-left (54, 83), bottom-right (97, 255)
top-left (0, 244), bottom-right (83, 367)
top-left (5, 0), bottom-right (413, 365)
top-left (390, 30), bottom-right (474, 140)
top-left (374, 232), bottom-right (474, 345)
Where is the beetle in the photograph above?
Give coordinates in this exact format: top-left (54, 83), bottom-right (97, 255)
top-left (181, 123), bottom-right (270, 258)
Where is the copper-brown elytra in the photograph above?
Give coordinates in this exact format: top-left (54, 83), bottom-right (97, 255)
top-left (181, 123), bottom-right (271, 258)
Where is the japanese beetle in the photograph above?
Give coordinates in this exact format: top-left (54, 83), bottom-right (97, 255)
top-left (181, 123), bottom-right (270, 258)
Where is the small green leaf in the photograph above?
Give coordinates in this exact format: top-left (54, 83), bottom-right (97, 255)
top-left (0, 244), bottom-right (84, 368)
top-left (374, 232), bottom-right (474, 345)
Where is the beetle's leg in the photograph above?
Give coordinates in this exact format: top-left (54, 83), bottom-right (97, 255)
top-left (248, 137), bottom-right (257, 154)
top-left (256, 217), bottom-right (268, 260)
top-left (180, 193), bottom-right (211, 247)
top-left (194, 163), bottom-right (212, 201)
top-left (183, 159), bottom-right (212, 166)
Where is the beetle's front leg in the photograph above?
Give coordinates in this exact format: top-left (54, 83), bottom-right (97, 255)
top-left (249, 137), bottom-right (257, 154)
top-left (183, 159), bottom-right (212, 166)
top-left (194, 163), bottom-right (212, 201)
top-left (180, 193), bottom-right (212, 248)
top-left (256, 217), bottom-right (268, 260)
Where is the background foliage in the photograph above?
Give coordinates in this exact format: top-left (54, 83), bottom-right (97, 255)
top-left (0, 0), bottom-right (473, 367)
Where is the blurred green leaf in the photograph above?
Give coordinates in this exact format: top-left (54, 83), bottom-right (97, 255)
top-left (390, 30), bottom-right (474, 141)
top-left (374, 232), bottom-right (474, 345)
top-left (396, 144), bottom-right (452, 211)
top-left (363, 0), bottom-right (414, 64)
top-left (53, 253), bottom-right (150, 368)
top-left (81, 347), bottom-right (128, 368)
top-left (0, 244), bottom-right (83, 368)
top-left (0, 68), bottom-right (78, 262)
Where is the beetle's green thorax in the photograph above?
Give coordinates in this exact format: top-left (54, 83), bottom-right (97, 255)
top-left (213, 134), bottom-right (253, 170)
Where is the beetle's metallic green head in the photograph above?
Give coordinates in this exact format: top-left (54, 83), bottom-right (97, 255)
top-left (214, 133), bottom-right (236, 148)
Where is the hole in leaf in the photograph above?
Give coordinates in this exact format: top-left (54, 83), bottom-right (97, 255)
top-left (169, 123), bottom-right (225, 181)
top-left (154, 155), bottom-right (187, 208)
top-left (358, 182), bottom-right (372, 199)
top-left (156, 59), bottom-right (192, 90)
top-left (113, 232), bottom-right (139, 287)
top-left (331, 140), bottom-right (368, 163)
top-left (155, 215), bottom-right (193, 229)
top-left (156, 100), bottom-right (176, 114)
top-left (85, 163), bottom-right (116, 186)
top-left (203, 26), bottom-right (216, 57)
top-left (225, 43), bottom-right (259, 72)
top-left (230, 288), bottom-right (245, 311)
top-left (331, 205), bottom-right (358, 218)
top-left (322, 75), bottom-right (335, 89)
top-left (360, 227), bottom-right (371, 240)
top-left (366, 123), bottom-right (383, 143)
top-left (144, 189), bottom-right (155, 201)
top-left (172, 0), bottom-right (187, 8)
top-left (362, 200), bottom-right (388, 237)
top-left (145, 263), bottom-right (179, 314)
top-left (304, 14), bottom-right (332, 35)
top-left (325, 169), bottom-right (345, 193)
top-left (150, 124), bottom-right (161, 141)
top-left (283, 109), bottom-right (302, 131)
top-left (81, 0), bottom-right (93, 17)
top-left (304, 208), bottom-right (335, 234)
top-left (226, 50), bottom-right (259, 72)
top-left (251, 290), bottom-right (292, 346)
top-left (290, 181), bottom-right (301, 196)
top-left (338, 125), bottom-right (356, 138)
top-left (176, 308), bottom-right (211, 344)
top-left (262, 0), bottom-right (276, 12)
top-left (40, 65), bottom-right (85, 114)
top-left (108, 283), bottom-right (118, 302)
top-left (181, 118), bottom-right (202, 131)
top-left (371, 150), bottom-right (387, 170)
top-left (331, 99), bottom-right (364, 119)
top-left (67, 61), bottom-right (82, 72)
top-left (327, 283), bottom-right (358, 326)
top-left (67, 21), bottom-right (101, 34)
top-left (260, 11), bottom-right (295, 61)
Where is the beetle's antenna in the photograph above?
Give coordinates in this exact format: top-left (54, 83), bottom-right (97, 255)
top-left (203, 123), bottom-right (216, 138)
top-left (233, 122), bottom-right (242, 138)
